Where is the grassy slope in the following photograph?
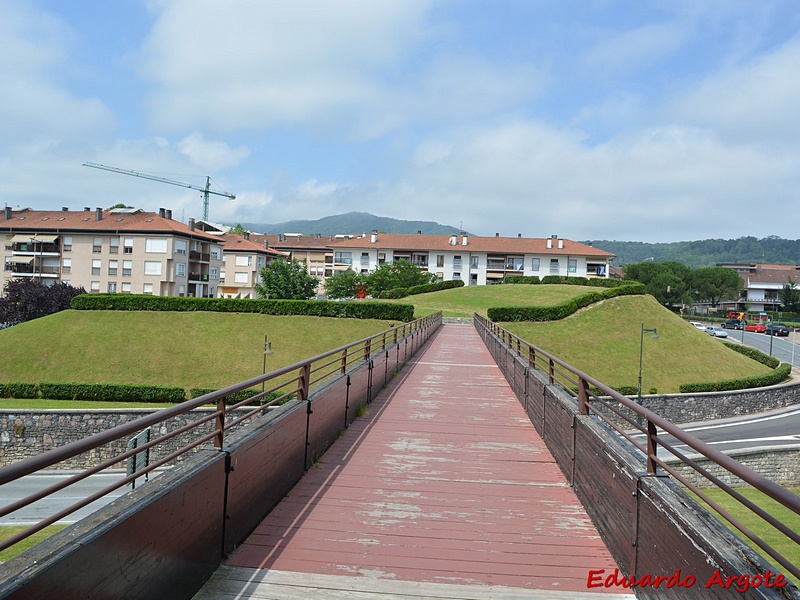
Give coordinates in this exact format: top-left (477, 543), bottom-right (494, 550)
top-left (386, 284), bottom-right (593, 317)
top-left (0, 310), bottom-right (392, 391)
top-left (502, 295), bottom-right (770, 393)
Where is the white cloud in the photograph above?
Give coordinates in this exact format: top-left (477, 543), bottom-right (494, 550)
top-left (177, 133), bottom-right (249, 170)
top-left (297, 179), bottom-right (341, 200)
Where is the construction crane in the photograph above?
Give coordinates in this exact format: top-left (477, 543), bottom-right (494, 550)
top-left (82, 162), bottom-right (236, 222)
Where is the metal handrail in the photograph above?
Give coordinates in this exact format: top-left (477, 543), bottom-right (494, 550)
top-left (474, 314), bottom-right (800, 581)
top-left (0, 312), bottom-right (442, 552)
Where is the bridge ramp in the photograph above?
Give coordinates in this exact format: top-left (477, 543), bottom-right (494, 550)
top-left (195, 323), bottom-right (632, 598)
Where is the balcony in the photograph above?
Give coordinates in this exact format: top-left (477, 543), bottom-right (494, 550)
top-left (486, 260), bottom-right (506, 270)
top-left (189, 251), bottom-right (211, 262)
top-left (12, 242), bottom-right (61, 255)
top-left (189, 272), bottom-right (210, 282)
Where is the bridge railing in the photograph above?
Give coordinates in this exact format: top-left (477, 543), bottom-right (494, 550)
top-left (0, 312), bottom-right (441, 554)
top-left (475, 314), bottom-right (800, 583)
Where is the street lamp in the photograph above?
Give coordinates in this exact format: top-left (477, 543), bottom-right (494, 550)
top-left (262, 333), bottom-right (274, 392)
top-left (637, 322), bottom-right (659, 423)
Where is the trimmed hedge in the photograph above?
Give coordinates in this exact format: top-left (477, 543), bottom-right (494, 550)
top-left (505, 275), bottom-right (540, 285)
top-left (679, 363), bottom-right (792, 393)
top-left (0, 382), bottom-right (37, 399)
top-left (190, 387), bottom-right (285, 406)
top-left (722, 342), bottom-right (781, 369)
top-left (71, 294), bottom-right (415, 322)
top-left (35, 382), bottom-right (186, 402)
top-left (487, 283), bottom-right (646, 322)
top-left (375, 279), bottom-right (465, 299)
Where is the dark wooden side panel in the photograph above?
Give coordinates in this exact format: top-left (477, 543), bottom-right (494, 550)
top-left (572, 420), bottom-right (637, 574)
top-left (224, 403), bottom-right (308, 553)
top-left (540, 386), bottom-right (574, 483)
top-left (306, 378), bottom-right (349, 467)
top-left (526, 370), bottom-right (547, 426)
top-left (0, 450), bottom-right (227, 600)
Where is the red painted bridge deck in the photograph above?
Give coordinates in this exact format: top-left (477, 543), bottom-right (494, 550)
top-left (204, 324), bottom-right (633, 598)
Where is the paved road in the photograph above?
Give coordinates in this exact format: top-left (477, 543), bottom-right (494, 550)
top-left (0, 470), bottom-right (148, 525)
top-left (711, 326), bottom-right (799, 367)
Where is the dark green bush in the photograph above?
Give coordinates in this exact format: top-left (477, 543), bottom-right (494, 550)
top-left (722, 342), bottom-right (780, 368)
top-left (374, 279), bottom-right (465, 299)
top-left (0, 382), bottom-right (38, 399)
top-left (38, 382), bottom-right (185, 403)
top-left (71, 294), bottom-right (415, 322)
top-left (679, 363), bottom-right (792, 393)
top-left (190, 387), bottom-right (286, 406)
top-left (505, 276), bottom-right (540, 285)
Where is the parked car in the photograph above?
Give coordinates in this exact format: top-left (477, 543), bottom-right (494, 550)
top-left (689, 321), bottom-right (706, 331)
top-left (765, 323), bottom-right (789, 336)
top-left (706, 326), bottom-right (729, 338)
top-left (721, 319), bottom-right (745, 330)
top-left (745, 322), bottom-right (767, 333)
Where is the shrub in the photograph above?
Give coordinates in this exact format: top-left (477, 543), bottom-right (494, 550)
top-left (38, 382), bottom-right (186, 403)
top-left (71, 294), bottom-right (415, 321)
top-left (190, 387), bottom-right (286, 406)
top-left (722, 342), bottom-right (780, 368)
top-left (505, 276), bottom-right (540, 285)
top-left (0, 382), bottom-right (38, 399)
top-left (679, 363), bottom-right (792, 393)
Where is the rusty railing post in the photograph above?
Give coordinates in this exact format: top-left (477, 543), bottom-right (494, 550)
top-left (214, 398), bottom-right (226, 448)
top-left (646, 419), bottom-right (658, 474)
top-left (578, 377), bottom-right (589, 416)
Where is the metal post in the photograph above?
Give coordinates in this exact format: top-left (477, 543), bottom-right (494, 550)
top-left (637, 323), bottom-right (658, 426)
top-left (262, 334), bottom-right (273, 392)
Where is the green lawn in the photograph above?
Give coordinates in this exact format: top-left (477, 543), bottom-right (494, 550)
top-left (383, 283), bottom-right (594, 317)
top-left (501, 295), bottom-right (771, 393)
top-left (0, 310), bottom-right (393, 393)
top-left (0, 525), bottom-right (68, 563)
top-left (690, 488), bottom-right (800, 587)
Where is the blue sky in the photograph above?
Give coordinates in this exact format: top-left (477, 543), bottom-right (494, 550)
top-left (1, 1), bottom-right (799, 243)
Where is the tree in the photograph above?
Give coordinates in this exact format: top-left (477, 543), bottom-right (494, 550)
top-left (688, 267), bottom-right (743, 307)
top-left (624, 261), bottom-right (690, 306)
top-left (364, 259), bottom-right (436, 296)
top-left (227, 223), bottom-right (249, 235)
top-left (324, 269), bottom-right (365, 300)
top-left (779, 280), bottom-right (800, 314)
top-left (254, 259), bottom-right (319, 300)
top-left (0, 279), bottom-right (86, 327)
top-left (107, 203), bottom-right (133, 209)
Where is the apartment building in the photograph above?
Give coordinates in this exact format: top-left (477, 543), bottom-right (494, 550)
top-left (326, 232), bottom-right (614, 285)
top-left (217, 233), bottom-right (287, 298)
top-left (717, 262), bottom-right (800, 313)
top-left (1, 207), bottom-right (224, 297)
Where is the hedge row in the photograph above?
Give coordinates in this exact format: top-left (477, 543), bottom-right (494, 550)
top-left (487, 283), bottom-right (646, 322)
top-left (190, 387), bottom-right (286, 406)
top-left (505, 275), bottom-right (631, 288)
top-left (71, 294), bottom-right (415, 322)
top-left (375, 279), bottom-right (465, 299)
top-left (722, 342), bottom-right (781, 369)
top-left (0, 381), bottom-right (186, 402)
top-left (679, 363), bottom-right (792, 393)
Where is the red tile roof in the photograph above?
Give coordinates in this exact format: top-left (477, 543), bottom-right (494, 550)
top-left (1, 208), bottom-right (220, 241)
top-left (219, 233), bottom-right (288, 257)
top-left (327, 233), bottom-right (615, 257)
top-left (249, 233), bottom-right (334, 250)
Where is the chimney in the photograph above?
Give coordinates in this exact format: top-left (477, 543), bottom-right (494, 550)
top-left (518, 233), bottom-right (522, 238)
top-left (165, 209), bottom-right (172, 220)
top-left (159, 208), bottom-right (166, 218)
top-left (495, 232), bottom-right (499, 237)
top-left (4, 207), bottom-right (11, 221)
top-left (558, 239), bottom-right (563, 249)
top-left (84, 207), bottom-right (91, 212)
top-left (95, 207), bottom-right (103, 221)
top-left (62, 207), bottom-right (69, 212)
top-left (417, 230), bottom-right (422, 235)
top-left (449, 235), bottom-right (457, 246)
top-left (264, 240), bottom-right (269, 249)
top-left (547, 237), bottom-right (552, 249)
top-left (188, 218), bottom-right (195, 231)
top-left (243, 232), bottom-right (250, 240)
top-left (461, 235), bottom-right (468, 246)
top-left (370, 230), bottom-right (377, 243)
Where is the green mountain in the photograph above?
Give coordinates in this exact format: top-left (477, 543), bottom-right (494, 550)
top-left (237, 212), bottom-right (465, 236)
top-left (586, 237), bottom-right (800, 269)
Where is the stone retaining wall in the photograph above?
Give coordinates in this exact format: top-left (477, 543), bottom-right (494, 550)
top-left (664, 446), bottom-right (800, 489)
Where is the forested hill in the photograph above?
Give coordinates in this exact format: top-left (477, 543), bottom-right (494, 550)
top-left (239, 212), bottom-right (464, 236)
top-left (586, 237), bottom-right (800, 268)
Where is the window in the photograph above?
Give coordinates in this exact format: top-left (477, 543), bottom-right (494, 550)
top-left (144, 261), bottom-right (162, 276)
top-left (453, 255), bottom-right (462, 269)
top-left (121, 282), bottom-right (131, 293)
top-left (360, 252), bottom-right (369, 265)
top-left (531, 258), bottom-right (540, 271)
top-left (220, 271), bottom-right (225, 282)
top-left (506, 257), bottom-right (523, 271)
top-left (92, 237), bottom-right (102, 254)
top-left (471, 255), bottom-right (479, 268)
top-left (436, 255), bottom-right (444, 268)
top-left (550, 258), bottom-right (559, 274)
top-left (122, 260), bottom-right (133, 277)
top-left (4, 257), bottom-right (11, 272)
top-left (143, 283), bottom-right (153, 295)
top-left (123, 237), bottom-right (134, 254)
top-left (235, 255), bottom-right (252, 266)
top-left (91, 259), bottom-right (101, 276)
top-left (108, 260), bottom-right (118, 276)
top-left (109, 237), bottom-right (119, 254)
top-left (210, 267), bottom-right (218, 280)
top-left (107, 282), bottom-right (117, 293)
top-left (453, 272), bottom-right (461, 281)
top-left (568, 259), bottom-right (577, 273)
top-left (234, 272), bottom-right (248, 283)
top-left (145, 238), bottom-right (167, 253)
top-left (174, 240), bottom-right (187, 255)
top-left (90, 281), bottom-right (100, 292)
top-left (334, 251), bottom-right (352, 264)
top-left (62, 258), bottom-right (71, 275)
top-left (257, 256), bottom-right (265, 269)
top-left (178, 284), bottom-right (185, 296)
top-left (62, 236), bottom-right (72, 252)
top-left (176, 263), bottom-right (186, 277)
top-left (210, 246), bottom-right (222, 260)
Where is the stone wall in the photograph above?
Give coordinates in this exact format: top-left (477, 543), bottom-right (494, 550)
top-left (0, 407), bottom-right (257, 469)
top-left (664, 446), bottom-right (800, 489)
